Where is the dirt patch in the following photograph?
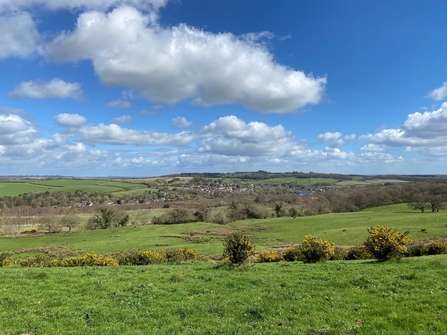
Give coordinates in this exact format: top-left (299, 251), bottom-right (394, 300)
top-left (237, 225), bottom-right (271, 232)
top-left (17, 246), bottom-right (80, 257)
top-left (267, 242), bottom-right (298, 249)
top-left (160, 234), bottom-right (211, 244)
top-left (185, 228), bottom-right (237, 236)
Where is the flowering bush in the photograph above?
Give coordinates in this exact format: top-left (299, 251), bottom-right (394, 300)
top-left (118, 250), bottom-right (167, 265)
top-left (223, 232), bottom-right (255, 264)
top-left (426, 241), bottom-right (447, 255)
top-left (346, 245), bottom-right (372, 260)
top-left (257, 250), bottom-right (282, 263)
top-left (59, 253), bottom-right (118, 267)
top-left (282, 247), bottom-right (302, 262)
top-left (363, 225), bottom-right (411, 261)
top-left (298, 235), bottom-right (334, 263)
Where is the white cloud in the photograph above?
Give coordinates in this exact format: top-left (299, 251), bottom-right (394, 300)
top-left (360, 102), bottom-right (447, 147)
top-left (172, 116), bottom-right (192, 129)
top-left (8, 78), bottom-right (85, 100)
top-left (0, 114), bottom-right (40, 145)
top-left (0, 106), bottom-right (34, 119)
top-left (360, 144), bottom-right (386, 152)
top-left (317, 132), bottom-right (342, 143)
top-left (199, 115), bottom-right (304, 156)
top-left (0, 12), bottom-right (40, 59)
top-left (75, 123), bottom-right (196, 146)
top-left (0, 0), bottom-right (168, 13)
top-left (427, 82), bottom-right (447, 101)
top-left (53, 113), bottom-right (87, 127)
top-left (106, 100), bottom-right (132, 109)
top-left (47, 6), bottom-right (326, 114)
top-left (110, 115), bottom-right (132, 124)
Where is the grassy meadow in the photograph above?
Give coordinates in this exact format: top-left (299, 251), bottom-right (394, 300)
top-left (2, 203), bottom-right (447, 333)
top-left (0, 179), bottom-right (148, 197)
top-left (1, 257), bottom-right (447, 334)
top-left (1, 204), bottom-right (446, 257)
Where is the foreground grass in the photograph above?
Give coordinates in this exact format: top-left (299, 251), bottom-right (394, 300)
top-left (1, 256), bottom-right (447, 334)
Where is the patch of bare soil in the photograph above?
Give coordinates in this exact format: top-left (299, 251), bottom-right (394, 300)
top-left (160, 234), bottom-right (211, 243)
top-left (18, 246), bottom-right (80, 257)
top-left (185, 228), bottom-right (237, 236)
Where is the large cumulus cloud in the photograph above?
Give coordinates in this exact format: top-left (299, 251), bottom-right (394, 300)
top-left (47, 6), bottom-right (326, 113)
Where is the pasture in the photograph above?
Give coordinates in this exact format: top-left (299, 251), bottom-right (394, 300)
top-left (2, 203), bottom-right (447, 334)
top-left (0, 179), bottom-right (148, 197)
top-left (1, 257), bottom-right (447, 334)
top-left (1, 204), bottom-right (446, 257)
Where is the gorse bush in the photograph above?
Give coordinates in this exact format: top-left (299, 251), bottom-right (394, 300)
top-left (346, 245), bottom-right (372, 260)
top-left (363, 225), bottom-right (411, 261)
top-left (409, 241), bottom-right (447, 257)
top-left (426, 241), bottom-right (447, 255)
top-left (298, 235), bottom-right (334, 263)
top-left (117, 250), bottom-right (167, 265)
top-left (3, 248), bottom-right (198, 267)
top-left (223, 232), bottom-right (255, 264)
top-left (59, 253), bottom-right (118, 267)
top-left (257, 250), bottom-right (282, 263)
top-left (170, 248), bottom-right (198, 262)
top-left (282, 247), bottom-right (302, 262)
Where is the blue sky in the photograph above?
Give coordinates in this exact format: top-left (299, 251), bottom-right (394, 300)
top-left (0, 0), bottom-right (446, 177)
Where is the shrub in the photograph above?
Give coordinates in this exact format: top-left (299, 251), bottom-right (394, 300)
top-left (59, 253), bottom-right (118, 267)
top-left (117, 250), bottom-right (167, 265)
top-left (346, 245), bottom-right (372, 260)
top-left (298, 235), bottom-right (334, 263)
top-left (14, 255), bottom-right (47, 267)
top-left (363, 225), bottom-right (411, 261)
top-left (409, 244), bottom-right (429, 257)
top-left (223, 232), bottom-right (255, 265)
top-left (257, 250), bottom-right (282, 263)
top-left (282, 247), bottom-right (302, 262)
top-left (331, 247), bottom-right (349, 260)
top-left (166, 248), bottom-right (198, 262)
top-left (426, 241), bottom-right (447, 255)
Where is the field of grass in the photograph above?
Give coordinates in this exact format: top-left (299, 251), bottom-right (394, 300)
top-left (0, 179), bottom-right (151, 197)
top-left (0, 183), bottom-right (53, 196)
top-left (1, 204), bottom-right (446, 257)
top-left (1, 257), bottom-right (447, 334)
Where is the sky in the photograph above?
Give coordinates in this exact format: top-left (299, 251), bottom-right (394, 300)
top-left (0, 0), bottom-right (447, 177)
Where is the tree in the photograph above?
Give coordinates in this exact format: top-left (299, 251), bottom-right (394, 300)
top-left (408, 194), bottom-right (428, 213)
top-left (427, 195), bottom-right (446, 213)
top-left (39, 216), bottom-right (61, 233)
top-left (59, 215), bottom-right (82, 232)
top-left (92, 208), bottom-right (116, 229)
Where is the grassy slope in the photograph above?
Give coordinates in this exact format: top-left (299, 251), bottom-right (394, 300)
top-left (1, 204), bottom-right (446, 256)
top-left (1, 257), bottom-right (447, 334)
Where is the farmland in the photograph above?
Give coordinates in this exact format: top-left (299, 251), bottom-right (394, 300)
top-left (0, 179), bottom-right (148, 197)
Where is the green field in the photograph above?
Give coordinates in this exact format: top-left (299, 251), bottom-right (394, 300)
top-left (1, 204), bottom-right (446, 256)
top-left (0, 183), bottom-right (53, 196)
top-left (1, 257), bottom-right (447, 334)
top-left (0, 179), bottom-right (149, 197)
